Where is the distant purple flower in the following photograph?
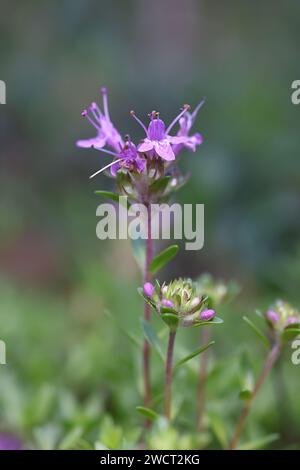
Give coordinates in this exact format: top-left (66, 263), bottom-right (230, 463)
top-left (266, 310), bottom-right (279, 324)
top-left (144, 282), bottom-right (155, 297)
top-left (161, 299), bottom-right (174, 308)
top-left (200, 309), bottom-right (215, 321)
top-left (0, 433), bottom-right (22, 450)
top-left (77, 87), bottom-right (123, 152)
top-left (132, 106), bottom-right (192, 161)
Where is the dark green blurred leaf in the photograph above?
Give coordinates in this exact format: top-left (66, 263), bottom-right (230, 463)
top-left (239, 389), bottom-right (252, 401)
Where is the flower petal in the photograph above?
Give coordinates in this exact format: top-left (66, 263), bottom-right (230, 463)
top-left (154, 140), bottom-right (175, 161)
top-left (76, 136), bottom-right (106, 148)
top-left (138, 139), bottom-right (154, 153)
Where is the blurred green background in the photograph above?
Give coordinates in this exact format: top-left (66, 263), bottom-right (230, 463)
top-left (0, 0), bottom-right (299, 449)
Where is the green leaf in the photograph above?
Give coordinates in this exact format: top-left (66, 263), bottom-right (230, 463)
top-left (161, 313), bottom-right (179, 330)
top-left (94, 190), bottom-right (130, 208)
top-left (160, 306), bottom-right (178, 315)
top-left (239, 389), bottom-right (253, 401)
top-left (243, 316), bottom-right (270, 349)
top-left (149, 245), bottom-right (179, 274)
top-left (174, 341), bottom-right (215, 371)
top-left (141, 318), bottom-right (164, 361)
top-left (149, 176), bottom-right (171, 194)
top-left (209, 413), bottom-right (228, 449)
top-left (238, 433), bottom-right (280, 450)
top-left (192, 317), bottom-right (224, 328)
top-left (136, 406), bottom-right (159, 422)
top-left (281, 328), bottom-right (300, 342)
top-left (58, 426), bottom-right (83, 450)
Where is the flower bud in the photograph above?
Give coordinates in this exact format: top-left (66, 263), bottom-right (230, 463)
top-left (200, 309), bottom-right (215, 321)
top-left (266, 309), bottom-right (279, 324)
top-left (143, 282), bottom-right (154, 297)
top-left (161, 299), bottom-right (174, 308)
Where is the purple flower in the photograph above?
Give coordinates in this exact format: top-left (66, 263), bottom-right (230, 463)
top-left (132, 106), bottom-right (192, 161)
top-left (143, 282), bottom-right (155, 297)
top-left (0, 433), bottom-right (22, 450)
top-left (110, 139), bottom-right (146, 176)
top-left (172, 100), bottom-right (204, 156)
top-left (77, 87), bottom-right (123, 152)
top-left (266, 309), bottom-right (279, 324)
top-left (161, 299), bottom-right (174, 308)
top-left (89, 139), bottom-right (146, 179)
top-left (200, 309), bottom-right (215, 321)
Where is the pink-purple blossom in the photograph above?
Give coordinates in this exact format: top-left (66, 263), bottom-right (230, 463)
top-left (77, 87), bottom-right (123, 152)
top-left (133, 107), bottom-right (194, 161)
top-left (161, 299), bottom-right (175, 308)
top-left (143, 282), bottom-right (155, 297)
top-left (200, 309), bottom-right (216, 321)
top-left (77, 87), bottom-right (204, 178)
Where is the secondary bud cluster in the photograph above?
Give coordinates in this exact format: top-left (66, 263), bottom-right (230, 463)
top-left (265, 300), bottom-right (300, 333)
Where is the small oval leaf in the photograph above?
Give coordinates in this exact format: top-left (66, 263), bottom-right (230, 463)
top-left (136, 406), bottom-right (159, 421)
top-left (149, 245), bottom-right (179, 274)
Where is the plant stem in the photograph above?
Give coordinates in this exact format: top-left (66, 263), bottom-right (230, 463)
top-left (196, 328), bottom-right (211, 431)
top-left (229, 343), bottom-right (281, 450)
top-left (164, 329), bottom-right (177, 420)
top-left (143, 204), bottom-right (153, 411)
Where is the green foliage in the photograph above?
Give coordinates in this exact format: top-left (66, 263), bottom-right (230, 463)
top-left (149, 245), bottom-right (179, 274)
top-left (174, 341), bottom-right (215, 371)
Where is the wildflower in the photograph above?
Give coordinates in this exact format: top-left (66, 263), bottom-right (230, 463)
top-left (77, 87), bottom-right (123, 152)
top-left (89, 139), bottom-right (146, 179)
top-left (143, 282), bottom-right (154, 297)
top-left (132, 106), bottom-right (193, 161)
top-left (141, 278), bottom-right (222, 329)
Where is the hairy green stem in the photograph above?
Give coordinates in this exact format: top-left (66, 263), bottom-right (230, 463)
top-left (229, 343), bottom-right (281, 450)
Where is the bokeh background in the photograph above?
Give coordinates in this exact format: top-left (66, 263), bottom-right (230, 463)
top-left (0, 0), bottom-right (299, 449)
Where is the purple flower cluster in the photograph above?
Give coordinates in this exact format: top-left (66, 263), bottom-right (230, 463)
top-left (77, 87), bottom-right (204, 178)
